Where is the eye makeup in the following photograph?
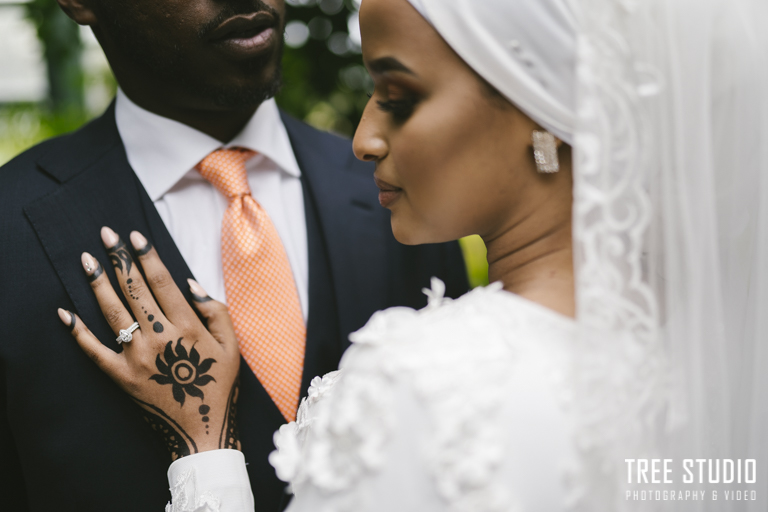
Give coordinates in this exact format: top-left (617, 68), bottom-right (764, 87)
top-left (376, 97), bottom-right (419, 122)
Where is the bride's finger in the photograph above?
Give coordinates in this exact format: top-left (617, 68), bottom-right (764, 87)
top-left (101, 227), bottom-right (169, 336)
top-left (58, 308), bottom-right (123, 376)
top-left (82, 251), bottom-right (139, 343)
top-left (129, 231), bottom-right (196, 326)
top-left (188, 279), bottom-right (238, 352)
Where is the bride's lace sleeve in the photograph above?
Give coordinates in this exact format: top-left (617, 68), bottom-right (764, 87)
top-left (165, 449), bottom-right (254, 512)
top-left (271, 281), bottom-right (577, 512)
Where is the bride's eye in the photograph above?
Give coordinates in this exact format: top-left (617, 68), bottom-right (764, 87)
top-left (376, 96), bottom-right (419, 123)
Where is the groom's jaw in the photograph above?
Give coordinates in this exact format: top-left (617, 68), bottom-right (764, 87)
top-left (78, 0), bottom-right (286, 141)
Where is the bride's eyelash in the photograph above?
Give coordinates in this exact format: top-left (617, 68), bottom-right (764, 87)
top-left (376, 97), bottom-right (419, 122)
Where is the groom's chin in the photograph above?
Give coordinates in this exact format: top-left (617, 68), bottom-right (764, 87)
top-left (210, 69), bottom-right (283, 109)
top-left (186, 47), bottom-right (285, 109)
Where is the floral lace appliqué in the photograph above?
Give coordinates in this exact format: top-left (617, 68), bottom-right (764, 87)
top-left (165, 469), bottom-right (221, 512)
top-left (270, 281), bottom-right (544, 512)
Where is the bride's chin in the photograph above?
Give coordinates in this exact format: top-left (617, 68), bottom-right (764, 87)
top-left (391, 224), bottom-right (418, 246)
top-left (390, 218), bottom-right (452, 246)
top-left (390, 218), bottom-right (424, 246)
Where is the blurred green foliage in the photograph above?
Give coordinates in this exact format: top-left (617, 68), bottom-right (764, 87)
top-left (278, 0), bottom-right (371, 135)
top-left (459, 235), bottom-right (490, 289)
top-left (0, 104), bottom-right (88, 164)
top-left (24, 0), bottom-right (84, 111)
top-left (1, 0), bottom-right (488, 286)
top-left (1, 0), bottom-right (369, 164)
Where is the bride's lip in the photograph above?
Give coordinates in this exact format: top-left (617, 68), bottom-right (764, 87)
top-left (374, 176), bottom-right (403, 208)
top-left (208, 12), bottom-right (278, 60)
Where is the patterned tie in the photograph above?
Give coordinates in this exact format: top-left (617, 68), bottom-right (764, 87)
top-left (197, 148), bottom-right (306, 421)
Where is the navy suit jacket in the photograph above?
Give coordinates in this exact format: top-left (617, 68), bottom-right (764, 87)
top-left (0, 104), bottom-right (468, 511)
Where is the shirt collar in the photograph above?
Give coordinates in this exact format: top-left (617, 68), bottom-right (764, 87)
top-left (115, 88), bottom-right (301, 201)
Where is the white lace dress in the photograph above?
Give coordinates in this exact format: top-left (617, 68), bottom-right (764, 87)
top-left (166, 280), bottom-right (590, 512)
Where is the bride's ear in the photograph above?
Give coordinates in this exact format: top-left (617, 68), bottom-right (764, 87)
top-left (55, 0), bottom-right (98, 26)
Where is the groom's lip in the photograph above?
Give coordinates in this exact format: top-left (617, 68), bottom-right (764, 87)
top-left (208, 12), bottom-right (278, 60)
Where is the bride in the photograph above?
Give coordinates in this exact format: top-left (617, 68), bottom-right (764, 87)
top-left (58, 0), bottom-right (768, 510)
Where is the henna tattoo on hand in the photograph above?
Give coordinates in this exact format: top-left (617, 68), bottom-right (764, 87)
top-left (219, 379), bottom-right (241, 450)
top-left (191, 292), bottom-right (213, 303)
top-left (86, 261), bottom-right (104, 283)
top-left (199, 404), bottom-right (211, 435)
top-left (126, 277), bottom-right (139, 301)
top-left (149, 338), bottom-right (216, 406)
top-left (135, 240), bottom-right (154, 257)
top-left (132, 397), bottom-right (196, 461)
top-left (107, 241), bottom-right (133, 275)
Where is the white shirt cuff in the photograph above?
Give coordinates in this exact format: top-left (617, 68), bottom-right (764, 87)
top-left (167, 449), bottom-right (254, 511)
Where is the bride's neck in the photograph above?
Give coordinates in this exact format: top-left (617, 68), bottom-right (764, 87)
top-left (484, 206), bottom-right (575, 318)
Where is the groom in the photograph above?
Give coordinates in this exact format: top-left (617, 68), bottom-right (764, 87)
top-left (0, 0), bottom-right (468, 510)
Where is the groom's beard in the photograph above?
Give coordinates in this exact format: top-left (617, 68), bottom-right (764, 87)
top-left (191, 44), bottom-right (285, 110)
top-left (98, 0), bottom-right (285, 109)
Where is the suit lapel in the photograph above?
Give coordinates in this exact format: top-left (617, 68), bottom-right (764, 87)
top-left (23, 110), bottom-right (161, 345)
top-left (24, 106), bottom-right (285, 427)
top-left (23, 107), bottom-right (371, 428)
top-left (24, 151), bottom-right (193, 348)
top-left (281, 112), bottom-right (389, 340)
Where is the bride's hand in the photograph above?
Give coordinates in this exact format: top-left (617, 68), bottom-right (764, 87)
top-left (58, 227), bottom-right (241, 461)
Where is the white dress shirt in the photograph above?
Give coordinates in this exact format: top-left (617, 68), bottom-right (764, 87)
top-left (115, 89), bottom-right (309, 320)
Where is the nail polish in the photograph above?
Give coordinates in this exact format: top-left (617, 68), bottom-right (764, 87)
top-left (57, 308), bottom-right (72, 326)
top-left (188, 278), bottom-right (206, 296)
top-left (81, 252), bottom-right (95, 273)
top-left (188, 279), bottom-right (213, 302)
top-left (101, 226), bottom-right (119, 248)
top-left (81, 252), bottom-right (103, 282)
top-left (130, 231), bottom-right (148, 250)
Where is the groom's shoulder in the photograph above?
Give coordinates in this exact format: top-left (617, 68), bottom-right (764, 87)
top-left (0, 134), bottom-right (67, 214)
top-left (0, 107), bottom-right (119, 203)
top-left (279, 109), bottom-right (351, 148)
top-left (279, 110), bottom-right (370, 174)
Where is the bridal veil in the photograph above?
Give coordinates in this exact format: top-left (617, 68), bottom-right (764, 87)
top-left (408, 0), bottom-right (768, 510)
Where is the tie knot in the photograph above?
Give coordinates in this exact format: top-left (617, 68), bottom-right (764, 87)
top-left (196, 147), bottom-right (257, 199)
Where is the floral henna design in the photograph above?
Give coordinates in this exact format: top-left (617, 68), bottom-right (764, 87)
top-left (107, 240), bottom-right (133, 275)
top-left (134, 240), bottom-right (154, 257)
top-left (86, 261), bottom-right (104, 283)
top-left (133, 397), bottom-right (197, 461)
top-left (219, 379), bottom-right (241, 449)
top-left (150, 338), bottom-right (217, 406)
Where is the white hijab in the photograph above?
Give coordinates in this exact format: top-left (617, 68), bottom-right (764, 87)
top-left (404, 1), bottom-right (768, 510)
top-left (406, 0), bottom-right (577, 144)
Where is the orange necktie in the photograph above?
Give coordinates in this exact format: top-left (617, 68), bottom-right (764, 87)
top-left (197, 148), bottom-right (306, 421)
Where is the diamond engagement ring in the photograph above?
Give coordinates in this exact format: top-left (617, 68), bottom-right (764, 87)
top-left (116, 322), bottom-right (140, 345)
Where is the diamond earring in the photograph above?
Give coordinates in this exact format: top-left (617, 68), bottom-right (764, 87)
top-left (532, 130), bottom-right (560, 173)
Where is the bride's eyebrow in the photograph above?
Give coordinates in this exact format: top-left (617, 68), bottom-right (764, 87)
top-left (366, 56), bottom-right (416, 76)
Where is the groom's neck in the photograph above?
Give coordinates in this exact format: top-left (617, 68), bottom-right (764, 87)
top-left (123, 88), bottom-right (260, 143)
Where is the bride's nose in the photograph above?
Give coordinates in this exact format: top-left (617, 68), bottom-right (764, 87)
top-left (353, 113), bottom-right (389, 163)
